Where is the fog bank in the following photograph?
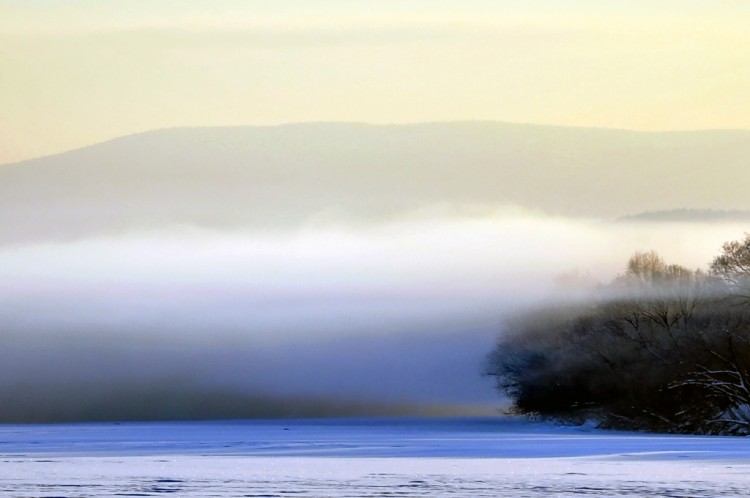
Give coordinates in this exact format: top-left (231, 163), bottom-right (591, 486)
top-left (1, 211), bottom-right (746, 421)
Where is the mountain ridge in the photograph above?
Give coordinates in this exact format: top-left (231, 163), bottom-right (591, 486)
top-left (2, 121), bottom-right (749, 244)
top-left (8, 120), bottom-right (750, 169)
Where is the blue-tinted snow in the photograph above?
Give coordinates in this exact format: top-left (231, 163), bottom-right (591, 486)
top-left (1, 417), bottom-right (749, 460)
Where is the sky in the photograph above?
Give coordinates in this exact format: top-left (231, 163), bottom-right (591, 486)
top-left (2, 0), bottom-right (750, 164)
top-left (2, 1), bottom-right (750, 420)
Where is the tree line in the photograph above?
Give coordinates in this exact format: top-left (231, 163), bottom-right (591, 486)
top-left (485, 234), bottom-right (750, 434)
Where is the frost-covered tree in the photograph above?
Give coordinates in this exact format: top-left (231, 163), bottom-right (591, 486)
top-left (486, 243), bottom-right (750, 435)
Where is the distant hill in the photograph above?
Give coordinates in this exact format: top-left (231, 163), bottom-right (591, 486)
top-left (2, 122), bottom-right (750, 244)
top-left (620, 209), bottom-right (750, 223)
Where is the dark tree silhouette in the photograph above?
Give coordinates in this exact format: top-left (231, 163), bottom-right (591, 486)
top-left (486, 242), bottom-right (750, 434)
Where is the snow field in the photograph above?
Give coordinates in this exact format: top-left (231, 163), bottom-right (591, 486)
top-left (2, 418), bottom-right (750, 497)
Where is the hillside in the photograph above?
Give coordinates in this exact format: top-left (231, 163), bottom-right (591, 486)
top-left (2, 122), bottom-right (750, 244)
top-left (620, 209), bottom-right (750, 223)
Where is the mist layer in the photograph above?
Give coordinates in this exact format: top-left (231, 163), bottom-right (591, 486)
top-left (1, 211), bottom-right (746, 421)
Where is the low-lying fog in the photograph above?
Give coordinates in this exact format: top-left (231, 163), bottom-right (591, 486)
top-left (1, 209), bottom-right (746, 422)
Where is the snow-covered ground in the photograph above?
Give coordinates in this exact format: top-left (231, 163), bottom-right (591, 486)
top-left (1, 417), bottom-right (750, 497)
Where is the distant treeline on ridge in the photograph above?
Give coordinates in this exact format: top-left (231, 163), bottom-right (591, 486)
top-left (619, 208), bottom-right (750, 223)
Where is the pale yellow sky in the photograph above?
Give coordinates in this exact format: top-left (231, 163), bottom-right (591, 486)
top-left (1, 0), bottom-right (749, 164)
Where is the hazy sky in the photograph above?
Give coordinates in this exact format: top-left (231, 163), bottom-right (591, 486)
top-left (3, 1), bottom-right (750, 420)
top-left (2, 0), bottom-right (750, 164)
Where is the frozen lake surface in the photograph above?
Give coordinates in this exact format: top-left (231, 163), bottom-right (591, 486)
top-left (1, 417), bottom-right (750, 497)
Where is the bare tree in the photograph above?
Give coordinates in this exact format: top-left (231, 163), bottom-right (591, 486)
top-left (486, 246), bottom-right (750, 434)
top-left (710, 233), bottom-right (750, 301)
